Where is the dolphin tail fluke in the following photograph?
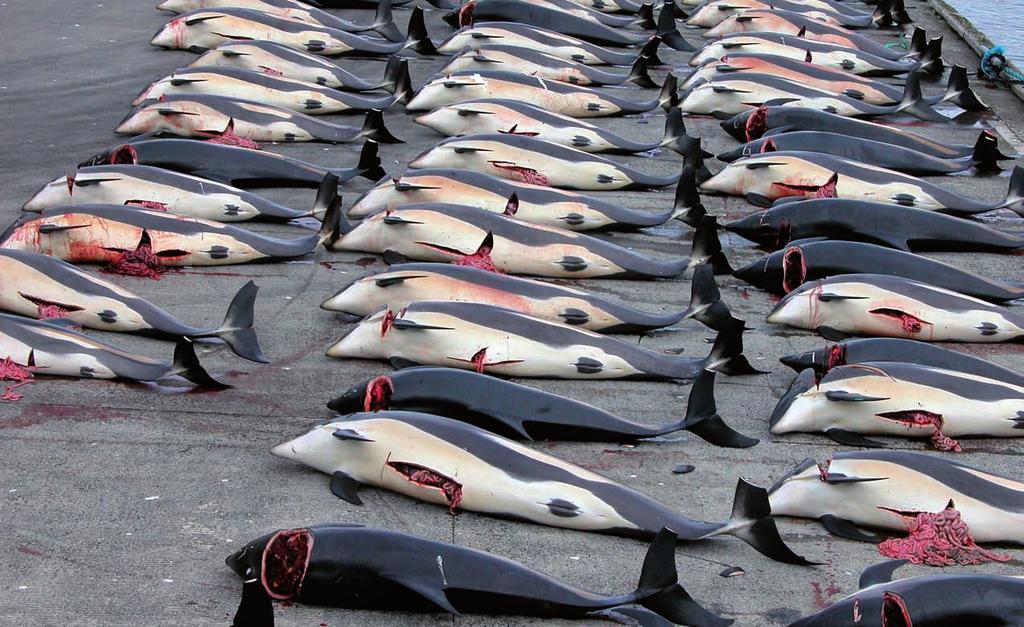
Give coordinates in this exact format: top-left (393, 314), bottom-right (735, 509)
top-left (705, 319), bottom-right (765, 376)
top-left (660, 107), bottom-right (689, 156)
top-left (673, 370), bottom-right (758, 448)
top-left (639, 36), bottom-right (665, 66)
top-left (318, 195), bottom-right (346, 248)
top-left (388, 59), bottom-right (414, 106)
top-left (368, 0), bottom-right (404, 43)
top-left (918, 37), bottom-right (944, 75)
top-left (889, 0), bottom-right (913, 26)
top-left (671, 165), bottom-right (707, 227)
top-left (727, 479), bottom-right (814, 565)
top-left (632, 3), bottom-right (657, 30)
top-left (633, 529), bottom-right (734, 627)
top-left (657, 72), bottom-right (679, 112)
top-left (682, 263), bottom-right (744, 332)
top-left (342, 140), bottom-right (387, 183)
top-left (203, 281), bottom-right (267, 364)
top-left (870, 0), bottom-right (894, 28)
top-left (969, 132), bottom-right (1004, 172)
top-left (908, 26), bottom-right (928, 57)
top-left (691, 216), bottom-right (732, 275)
top-left (941, 64), bottom-right (989, 111)
top-left (231, 578), bottom-right (275, 627)
top-left (997, 165), bottom-right (1024, 217)
top-left (403, 6), bottom-right (438, 56)
top-left (170, 339), bottom-right (230, 389)
top-left (895, 71), bottom-right (946, 121)
top-left (360, 109), bottom-right (402, 144)
top-left (628, 55), bottom-right (658, 89)
top-left (656, 3), bottom-right (696, 52)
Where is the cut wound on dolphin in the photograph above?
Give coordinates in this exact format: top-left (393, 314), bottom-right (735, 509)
top-left (876, 410), bottom-right (961, 452)
top-left (262, 528), bottom-right (312, 600)
top-left (364, 375), bottom-right (394, 412)
top-left (19, 293), bottom-right (84, 321)
top-left (387, 461), bottom-right (463, 513)
top-left (100, 231), bottom-right (175, 280)
top-left (0, 356), bottom-right (34, 402)
top-left (488, 161), bottom-right (549, 186)
top-left (745, 105), bottom-right (768, 141)
top-left (881, 592), bottom-right (912, 627)
top-left (869, 309), bottom-right (929, 334)
top-left (878, 502), bottom-right (1011, 566)
top-left (125, 200), bottom-right (168, 211)
top-left (782, 246), bottom-right (806, 293)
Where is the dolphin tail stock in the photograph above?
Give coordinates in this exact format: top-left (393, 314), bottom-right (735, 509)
top-left (333, 140), bottom-right (387, 184)
top-left (169, 338), bottom-right (231, 388)
top-left (627, 55), bottom-right (658, 89)
top-left (639, 36), bottom-right (665, 67)
top-left (190, 281), bottom-right (268, 364)
top-left (670, 165), bottom-right (707, 227)
top-left (630, 528), bottom-right (734, 627)
top-left (918, 36), bottom-right (944, 75)
top-left (631, 3), bottom-right (657, 30)
top-left (704, 318), bottom-right (765, 376)
top-left (657, 72), bottom-right (680, 112)
top-left (894, 71), bottom-right (947, 121)
top-left (359, 109), bottom-right (402, 144)
top-left (724, 478), bottom-right (815, 564)
top-left (940, 64), bottom-right (989, 112)
top-left (670, 369), bottom-right (759, 448)
top-left (997, 165), bottom-right (1024, 217)
top-left (366, 0), bottom-right (404, 43)
top-left (656, 2), bottom-right (696, 52)
top-left (889, 0), bottom-right (913, 25)
top-left (690, 215), bottom-right (732, 275)
top-left (870, 0), bottom-right (895, 28)
top-left (402, 6), bottom-right (438, 56)
top-left (681, 263), bottom-right (745, 332)
top-left (317, 194), bottom-right (346, 249)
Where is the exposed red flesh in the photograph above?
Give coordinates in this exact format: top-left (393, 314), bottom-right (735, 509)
top-left (110, 144), bottom-right (139, 165)
top-left (488, 161), bottom-right (549, 186)
top-left (363, 375), bottom-right (394, 412)
top-left (125, 200), bottom-right (168, 211)
top-left (0, 357), bottom-right (34, 402)
top-left (771, 173), bottom-right (838, 199)
top-left (745, 105), bottom-right (768, 141)
top-left (387, 461), bottom-right (463, 513)
top-left (205, 132), bottom-right (261, 150)
top-left (259, 66), bottom-right (284, 76)
top-left (781, 246), bottom-right (806, 293)
top-left (380, 308), bottom-right (404, 336)
top-left (869, 308), bottom-right (929, 334)
top-left (878, 502), bottom-right (1011, 566)
top-left (100, 239), bottom-right (170, 280)
top-left (450, 348), bottom-right (524, 373)
top-left (876, 410), bottom-right (961, 452)
top-left (760, 138), bottom-right (777, 153)
top-left (451, 243), bottom-right (503, 274)
top-left (458, 1), bottom-right (475, 27)
top-left (261, 528), bottom-right (312, 600)
top-left (881, 592), bottom-right (912, 627)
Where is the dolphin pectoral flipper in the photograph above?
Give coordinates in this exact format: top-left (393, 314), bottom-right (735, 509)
top-left (387, 576), bottom-right (460, 615)
top-left (820, 515), bottom-right (885, 543)
top-left (231, 578), bottom-right (274, 627)
top-left (329, 470), bottom-right (364, 505)
top-left (825, 428), bottom-right (887, 448)
top-left (389, 357), bottom-right (422, 370)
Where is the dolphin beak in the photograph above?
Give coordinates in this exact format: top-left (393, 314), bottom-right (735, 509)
top-left (717, 146), bottom-right (744, 162)
top-left (732, 258), bottom-right (762, 285)
top-left (407, 146), bottom-right (434, 169)
top-left (269, 440), bottom-right (298, 460)
top-left (769, 368), bottom-right (816, 431)
top-left (780, 351), bottom-right (816, 372)
top-left (405, 90), bottom-right (429, 112)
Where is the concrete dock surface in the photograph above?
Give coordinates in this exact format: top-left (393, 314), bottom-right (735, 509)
top-left (1, 1), bottom-right (1022, 625)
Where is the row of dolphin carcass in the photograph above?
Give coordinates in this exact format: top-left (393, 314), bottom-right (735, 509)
top-left (6, 0), bottom-right (1024, 625)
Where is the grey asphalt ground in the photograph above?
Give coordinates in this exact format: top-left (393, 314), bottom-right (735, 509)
top-left (1, 1), bottom-right (1023, 626)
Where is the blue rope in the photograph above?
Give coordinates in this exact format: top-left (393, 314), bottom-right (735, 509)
top-left (980, 45), bottom-right (1024, 83)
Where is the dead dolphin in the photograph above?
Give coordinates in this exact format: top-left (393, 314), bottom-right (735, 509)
top-left (150, 6), bottom-right (434, 56)
top-left (450, 0), bottom-right (654, 30)
top-left (686, 0), bottom-right (901, 29)
top-left (789, 564), bottom-right (1024, 627)
top-left (190, 42), bottom-right (409, 91)
top-left (439, 45), bottom-right (657, 87)
top-left (0, 313), bottom-right (224, 387)
top-left (406, 70), bottom-right (678, 118)
top-left (155, 0), bottom-right (403, 42)
top-left (0, 249), bottom-right (265, 363)
top-left (331, 203), bottom-right (728, 279)
top-left (132, 65), bottom-right (411, 114)
top-left (766, 273), bottom-right (1024, 343)
top-left (724, 199), bottom-right (1024, 253)
top-left (326, 302), bottom-right (758, 380)
top-left (770, 363), bottom-right (1024, 449)
top-left (79, 136), bottom-right (384, 189)
top-left (779, 338), bottom-right (1024, 388)
top-left (0, 196), bottom-right (341, 268)
top-left (225, 525), bottom-right (730, 626)
top-left (435, 22), bottom-right (662, 66)
top-left (347, 166), bottom-right (706, 231)
top-left (721, 107), bottom-right (1007, 159)
top-left (321, 262), bottom-right (741, 333)
top-left (680, 71), bottom-right (943, 121)
top-left (328, 366), bottom-right (758, 447)
top-left (718, 130), bottom-right (1003, 175)
top-left (734, 240), bottom-right (1024, 303)
top-left (116, 95), bottom-right (401, 144)
top-left (270, 411), bottom-right (808, 562)
top-left (23, 165), bottom-right (337, 223)
top-left (700, 152), bottom-right (1024, 217)
top-left (692, 32), bottom-right (941, 76)
top-left (768, 450), bottom-right (1024, 544)
top-left (408, 134), bottom-right (683, 191)
top-left (415, 100), bottom-right (696, 156)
